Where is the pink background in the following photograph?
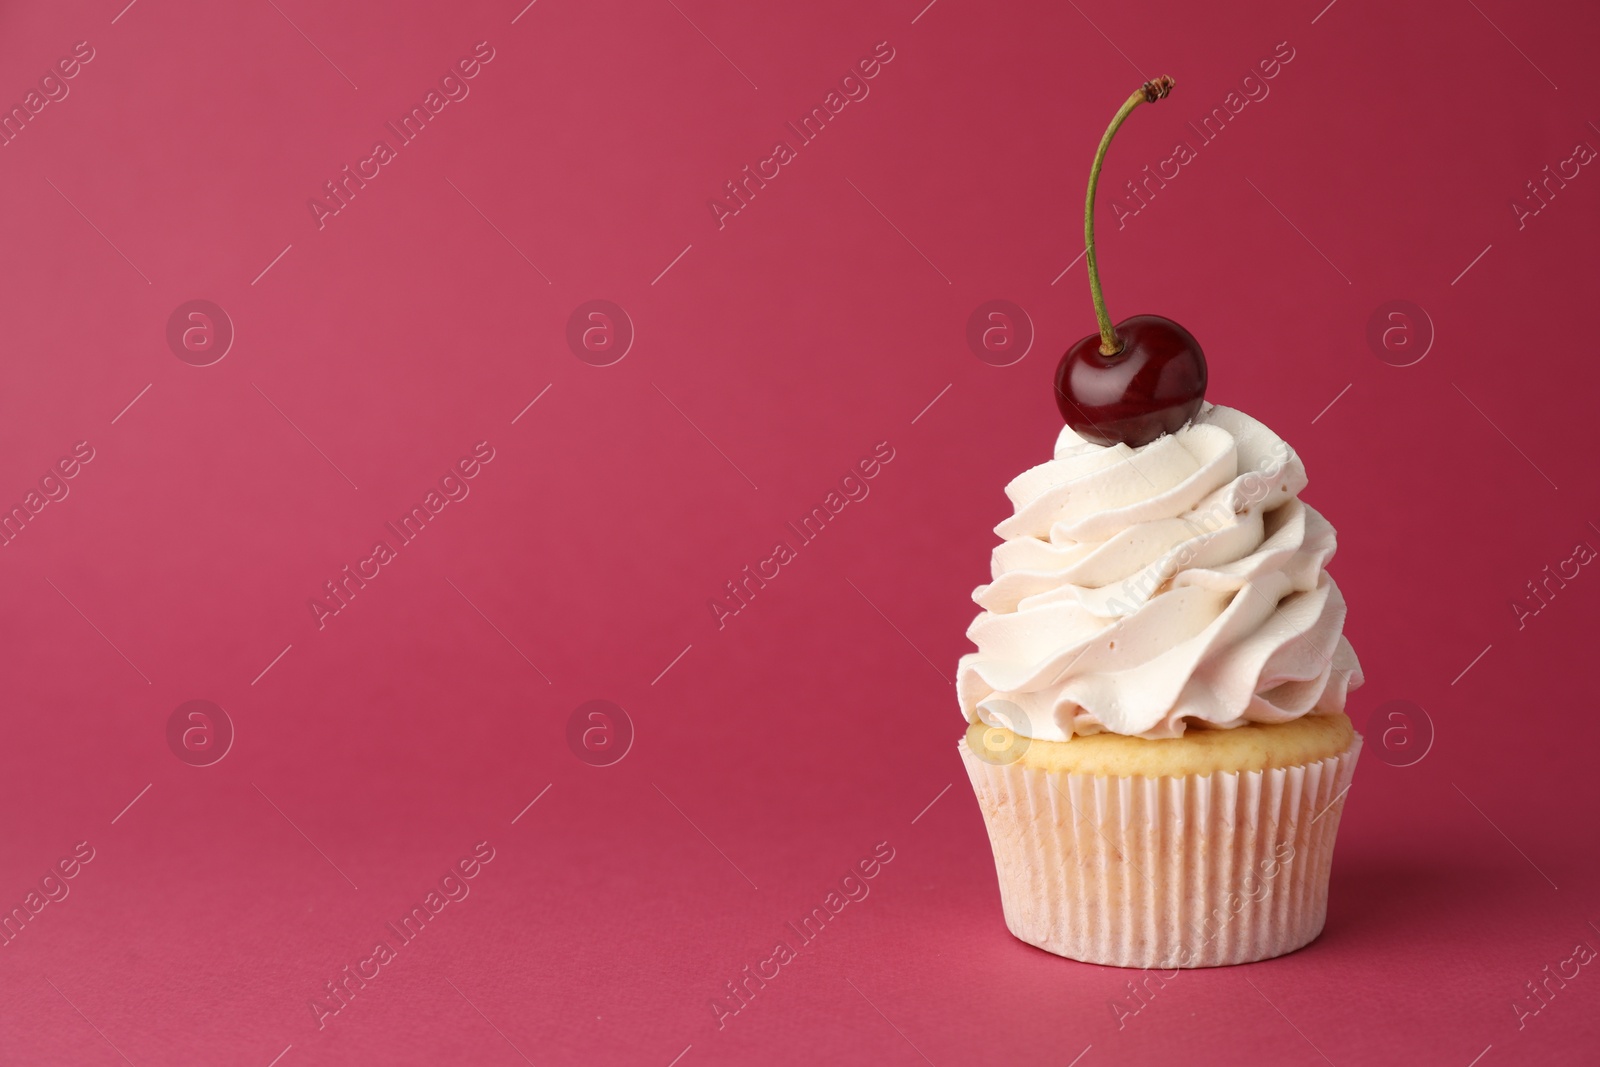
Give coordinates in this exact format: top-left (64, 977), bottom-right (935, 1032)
top-left (2, 0), bottom-right (1598, 1063)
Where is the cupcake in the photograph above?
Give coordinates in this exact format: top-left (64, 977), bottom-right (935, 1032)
top-left (957, 78), bottom-right (1363, 969)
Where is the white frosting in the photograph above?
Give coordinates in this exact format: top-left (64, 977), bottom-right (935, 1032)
top-left (957, 404), bottom-right (1362, 740)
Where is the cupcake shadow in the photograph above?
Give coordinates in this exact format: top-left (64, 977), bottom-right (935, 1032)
top-left (1320, 850), bottom-right (1519, 951)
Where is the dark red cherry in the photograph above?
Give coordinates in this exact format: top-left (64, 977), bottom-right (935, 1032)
top-left (1056, 78), bottom-right (1205, 447)
top-left (1054, 315), bottom-right (1207, 447)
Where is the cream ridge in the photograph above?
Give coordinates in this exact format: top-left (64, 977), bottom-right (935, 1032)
top-left (957, 404), bottom-right (1362, 740)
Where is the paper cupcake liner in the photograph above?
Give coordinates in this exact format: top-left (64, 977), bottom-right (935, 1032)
top-left (959, 733), bottom-right (1361, 968)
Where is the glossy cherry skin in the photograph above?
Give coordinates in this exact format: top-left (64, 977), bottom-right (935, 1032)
top-left (1053, 314), bottom-right (1207, 447)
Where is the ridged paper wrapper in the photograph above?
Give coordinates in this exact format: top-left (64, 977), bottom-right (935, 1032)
top-left (959, 733), bottom-right (1361, 968)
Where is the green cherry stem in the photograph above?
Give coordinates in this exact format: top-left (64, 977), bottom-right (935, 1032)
top-left (1084, 76), bottom-right (1175, 357)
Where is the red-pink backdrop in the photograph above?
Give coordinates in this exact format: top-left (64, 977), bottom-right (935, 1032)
top-left (2, 0), bottom-right (1597, 1064)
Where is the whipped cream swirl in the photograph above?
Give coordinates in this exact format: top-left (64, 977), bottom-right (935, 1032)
top-left (957, 404), bottom-right (1362, 741)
